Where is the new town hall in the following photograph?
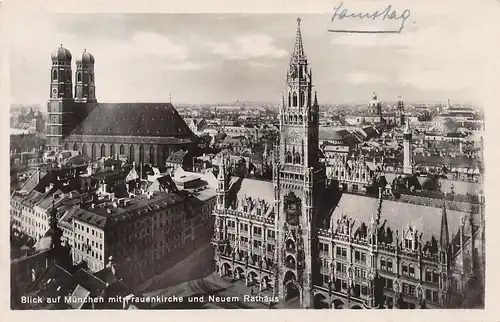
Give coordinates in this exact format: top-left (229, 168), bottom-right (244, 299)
top-left (211, 19), bottom-right (485, 309)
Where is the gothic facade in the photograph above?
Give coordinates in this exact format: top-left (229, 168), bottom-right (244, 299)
top-left (211, 18), bottom-right (484, 309)
top-left (46, 46), bottom-right (197, 167)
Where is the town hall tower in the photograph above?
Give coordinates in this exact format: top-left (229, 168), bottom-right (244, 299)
top-left (274, 17), bottom-right (326, 308)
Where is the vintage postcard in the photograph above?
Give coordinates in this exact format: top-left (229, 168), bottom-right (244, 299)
top-left (3, 0), bottom-right (498, 318)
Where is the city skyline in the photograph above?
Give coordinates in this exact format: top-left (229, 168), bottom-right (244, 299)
top-left (9, 10), bottom-right (486, 107)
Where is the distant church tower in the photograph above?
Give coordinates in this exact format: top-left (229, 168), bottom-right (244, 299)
top-left (369, 92), bottom-right (382, 116)
top-left (274, 18), bottom-right (325, 308)
top-left (75, 49), bottom-right (97, 103)
top-left (47, 45), bottom-right (74, 151)
top-left (396, 96), bottom-right (405, 127)
top-left (403, 121), bottom-right (413, 174)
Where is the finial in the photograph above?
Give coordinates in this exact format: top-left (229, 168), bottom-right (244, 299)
top-left (60, 44), bottom-right (63, 47)
top-left (297, 17), bottom-right (301, 25)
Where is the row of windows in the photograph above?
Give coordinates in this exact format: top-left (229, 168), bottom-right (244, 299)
top-left (75, 235), bottom-right (104, 250)
top-left (381, 257), bottom-right (441, 283)
top-left (75, 223), bottom-right (103, 239)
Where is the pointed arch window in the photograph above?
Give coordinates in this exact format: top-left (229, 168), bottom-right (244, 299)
top-left (52, 70), bottom-right (58, 81)
top-left (288, 93), bottom-right (291, 107)
top-left (100, 144), bottom-right (106, 158)
top-left (139, 145), bottom-right (144, 163)
top-left (82, 144), bottom-right (87, 156)
top-left (285, 152), bottom-right (292, 163)
top-left (77, 72), bottom-right (82, 82)
top-left (299, 115), bottom-right (303, 123)
top-left (294, 153), bottom-right (301, 164)
top-left (149, 146), bottom-right (155, 165)
top-left (109, 144), bottom-right (115, 157)
top-left (129, 145), bottom-right (135, 163)
top-left (292, 92), bottom-right (298, 107)
top-left (89, 73), bottom-right (93, 83)
top-left (299, 91), bottom-right (305, 107)
top-left (72, 143), bottom-right (78, 151)
top-left (91, 144), bottom-right (97, 160)
top-left (119, 144), bottom-right (125, 155)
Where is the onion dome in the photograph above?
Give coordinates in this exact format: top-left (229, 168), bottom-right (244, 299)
top-left (51, 44), bottom-right (72, 63)
top-left (76, 49), bottom-right (95, 64)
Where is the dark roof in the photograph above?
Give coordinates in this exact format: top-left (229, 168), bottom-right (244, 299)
top-left (414, 154), bottom-right (482, 169)
top-left (166, 150), bottom-right (189, 163)
top-left (68, 103), bottom-right (195, 139)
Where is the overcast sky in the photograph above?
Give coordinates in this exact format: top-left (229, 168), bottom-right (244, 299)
top-left (8, 2), bottom-right (492, 107)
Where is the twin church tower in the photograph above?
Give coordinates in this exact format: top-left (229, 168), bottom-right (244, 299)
top-left (49, 46), bottom-right (96, 103)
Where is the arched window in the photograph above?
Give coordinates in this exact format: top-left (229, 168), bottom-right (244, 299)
top-left (119, 144), bottom-right (125, 155)
top-left (66, 70), bottom-right (71, 82)
top-left (299, 91), bottom-right (305, 107)
top-left (432, 270), bottom-right (440, 284)
top-left (64, 143), bottom-right (68, 150)
top-left (288, 93), bottom-right (291, 107)
top-left (299, 115), bottom-right (303, 123)
top-left (100, 144), bottom-right (106, 158)
top-left (289, 115), bottom-right (293, 123)
top-left (72, 143), bottom-right (78, 151)
top-left (109, 145), bottom-right (115, 157)
top-left (91, 144), bottom-right (97, 160)
top-left (82, 144), bottom-right (87, 156)
top-left (294, 153), bottom-right (301, 164)
top-left (380, 257), bottom-right (386, 270)
top-left (129, 145), bottom-right (135, 163)
top-left (402, 262), bottom-right (408, 275)
top-left (139, 145), bottom-right (144, 163)
top-left (52, 70), bottom-right (58, 81)
top-left (292, 92), bottom-right (298, 107)
top-left (89, 73), bottom-right (93, 83)
top-left (408, 264), bottom-right (415, 278)
top-left (285, 152), bottom-right (292, 163)
top-left (425, 268), bottom-right (432, 282)
top-left (294, 115), bottom-right (298, 123)
top-left (77, 72), bottom-right (82, 82)
top-left (149, 146), bottom-right (155, 165)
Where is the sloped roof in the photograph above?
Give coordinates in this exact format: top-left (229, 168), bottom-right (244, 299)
top-left (319, 129), bottom-right (352, 141)
top-left (330, 193), bottom-right (471, 242)
top-left (68, 285), bottom-right (91, 309)
top-left (69, 103), bottom-right (194, 139)
top-left (228, 177), bottom-right (274, 209)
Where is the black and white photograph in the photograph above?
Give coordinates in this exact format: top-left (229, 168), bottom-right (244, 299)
top-left (6, 0), bottom-right (494, 312)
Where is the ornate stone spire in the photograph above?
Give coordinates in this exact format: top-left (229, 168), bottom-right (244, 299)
top-left (292, 17), bottom-right (305, 59)
top-left (440, 201), bottom-right (450, 248)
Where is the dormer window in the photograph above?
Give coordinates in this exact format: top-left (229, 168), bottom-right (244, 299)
top-left (404, 238), bottom-right (413, 249)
